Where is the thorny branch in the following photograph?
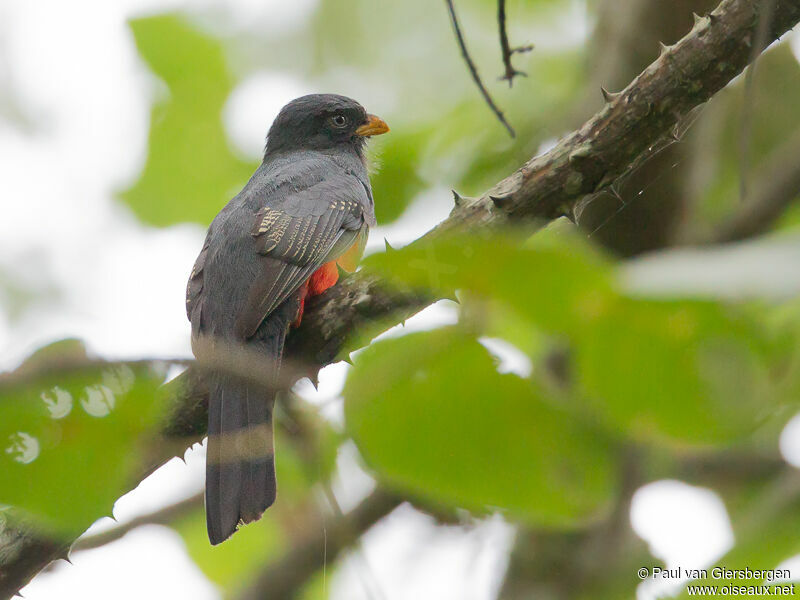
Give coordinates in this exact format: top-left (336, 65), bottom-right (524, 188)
top-left (3, 0), bottom-right (800, 595)
top-left (445, 0), bottom-right (517, 137)
top-left (70, 492), bottom-right (204, 553)
top-left (289, 0), bottom-right (800, 374)
top-left (497, 0), bottom-right (534, 86)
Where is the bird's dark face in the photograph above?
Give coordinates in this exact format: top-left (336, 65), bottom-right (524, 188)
top-left (264, 94), bottom-right (389, 158)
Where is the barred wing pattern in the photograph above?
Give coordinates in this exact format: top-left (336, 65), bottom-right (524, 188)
top-left (234, 176), bottom-right (367, 339)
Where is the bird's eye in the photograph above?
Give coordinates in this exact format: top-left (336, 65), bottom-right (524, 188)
top-left (331, 114), bottom-right (348, 127)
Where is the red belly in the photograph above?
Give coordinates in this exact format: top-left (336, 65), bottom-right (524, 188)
top-left (292, 261), bottom-right (339, 328)
top-left (308, 261), bottom-right (340, 295)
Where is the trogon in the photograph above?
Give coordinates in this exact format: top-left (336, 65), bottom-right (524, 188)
top-left (186, 94), bottom-right (389, 544)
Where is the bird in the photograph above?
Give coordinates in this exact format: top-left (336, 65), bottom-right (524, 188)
top-left (185, 94), bottom-right (389, 544)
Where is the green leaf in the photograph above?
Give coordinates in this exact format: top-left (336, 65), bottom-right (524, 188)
top-left (575, 298), bottom-right (775, 445)
top-left (0, 344), bottom-right (165, 534)
top-left (482, 298), bottom-right (548, 361)
top-left (368, 128), bottom-right (427, 224)
top-left (362, 229), bottom-right (615, 337)
top-left (121, 15), bottom-right (255, 227)
top-left (175, 506), bottom-right (285, 592)
top-left (363, 230), bottom-right (783, 446)
top-left (174, 425), bottom-right (328, 592)
top-left (344, 328), bottom-right (617, 526)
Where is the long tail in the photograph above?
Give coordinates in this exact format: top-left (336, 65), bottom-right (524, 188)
top-left (204, 291), bottom-right (299, 545)
top-left (205, 372), bottom-right (277, 545)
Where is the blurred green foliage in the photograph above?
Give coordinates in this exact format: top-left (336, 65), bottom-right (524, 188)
top-left (688, 44), bottom-right (800, 227)
top-left (173, 423), bottom-right (340, 591)
top-left (363, 228), bottom-right (615, 336)
top-left (0, 341), bottom-right (165, 534)
top-left (121, 15), bottom-right (255, 227)
top-left (346, 229), bottom-right (800, 599)
top-left (4, 0), bottom-right (800, 596)
top-left (674, 472), bottom-right (800, 599)
top-left (176, 507), bottom-right (286, 591)
top-left (353, 227), bottom-right (796, 452)
top-left (121, 0), bottom-right (585, 230)
top-left (345, 327), bottom-right (616, 526)
top-left (575, 297), bottom-right (775, 444)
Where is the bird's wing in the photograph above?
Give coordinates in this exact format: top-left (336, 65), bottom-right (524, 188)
top-left (186, 229), bottom-right (211, 335)
top-left (234, 174), bottom-right (368, 339)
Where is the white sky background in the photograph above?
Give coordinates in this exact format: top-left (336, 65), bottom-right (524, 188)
top-left (1, 0), bottom-right (799, 598)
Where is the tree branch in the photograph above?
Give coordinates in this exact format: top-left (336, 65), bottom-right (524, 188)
top-left (707, 128), bottom-right (800, 243)
top-left (579, 0), bottom-right (718, 256)
top-left (236, 489), bottom-right (402, 600)
top-left (445, 0), bottom-right (516, 137)
top-left (497, 449), bottom-right (790, 599)
top-left (70, 492), bottom-right (203, 553)
top-left (497, 0), bottom-right (533, 87)
top-left (3, 0), bottom-right (800, 594)
top-left (289, 0), bottom-right (800, 373)
top-left (0, 523), bottom-right (69, 599)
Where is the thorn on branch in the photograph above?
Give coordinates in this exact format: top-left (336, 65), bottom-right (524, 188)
top-left (490, 194), bottom-right (512, 209)
top-left (445, 0), bottom-right (516, 137)
top-left (600, 86), bottom-right (620, 103)
top-left (659, 41), bottom-right (671, 56)
top-left (568, 143), bottom-right (593, 164)
top-left (57, 547), bottom-right (72, 564)
top-left (452, 189), bottom-right (464, 206)
top-left (499, 68), bottom-right (528, 84)
top-left (510, 44), bottom-right (535, 55)
top-left (562, 203), bottom-right (578, 224)
top-left (691, 11), bottom-right (711, 32)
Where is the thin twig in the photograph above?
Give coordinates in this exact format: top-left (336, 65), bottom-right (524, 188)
top-left (497, 0), bottom-right (533, 87)
top-left (71, 492), bottom-right (203, 552)
top-left (236, 489), bottom-right (402, 600)
top-left (445, 0), bottom-right (516, 137)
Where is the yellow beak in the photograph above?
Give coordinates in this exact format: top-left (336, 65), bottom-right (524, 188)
top-left (355, 114), bottom-right (390, 137)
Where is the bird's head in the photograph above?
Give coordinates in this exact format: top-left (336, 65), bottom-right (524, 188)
top-left (264, 94), bottom-right (389, 159)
